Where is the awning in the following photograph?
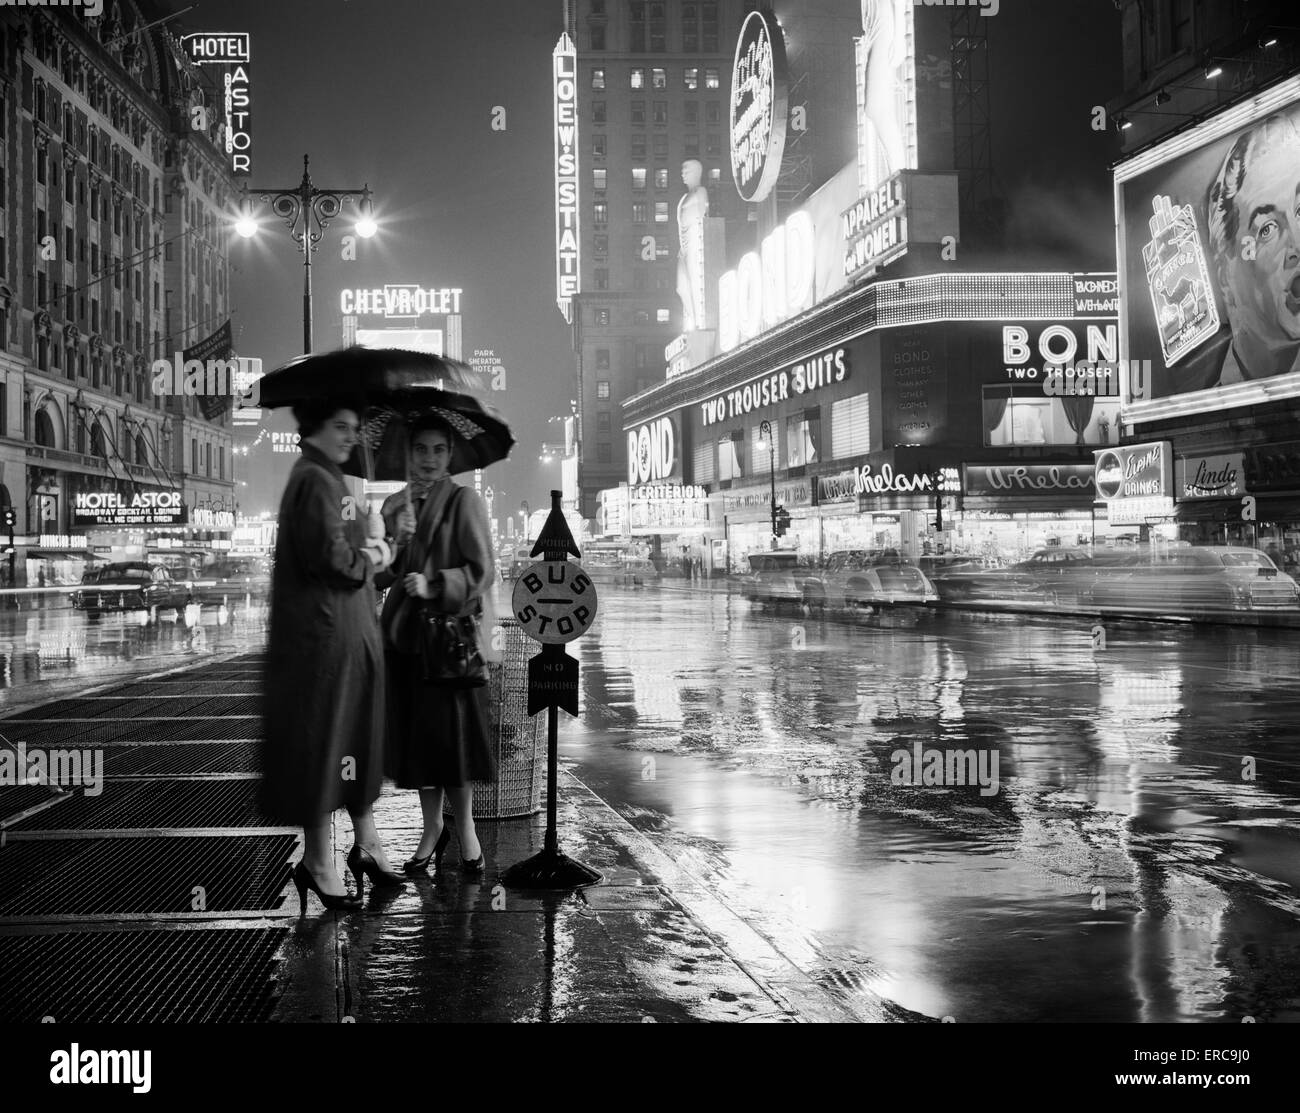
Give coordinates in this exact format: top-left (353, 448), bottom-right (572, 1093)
top-left (25, 549), bottom-right (98, 560)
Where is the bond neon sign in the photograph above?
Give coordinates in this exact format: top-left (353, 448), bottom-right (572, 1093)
top-left (554, 33), bottom-right (580, 322)
top-left (718, 209), bottom-right (815, 352)
top-left (729, 9), bottom-right (788, 204)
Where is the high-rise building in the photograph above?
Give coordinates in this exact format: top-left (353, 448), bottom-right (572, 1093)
top-left (556, 0), bottom-right (752, 518)
top-left (0, 3), bottom-right (241, 587)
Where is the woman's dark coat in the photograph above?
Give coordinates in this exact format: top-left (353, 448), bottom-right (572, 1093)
top-left (260, 442), bottom-right (385, 824)
top-left (377, 478), bottom-right (497, 788)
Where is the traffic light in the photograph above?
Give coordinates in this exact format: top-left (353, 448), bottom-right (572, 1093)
top-left (775, 506), bottom-right (791, 537)
top-left (1, 507), bottom-right (13, 532)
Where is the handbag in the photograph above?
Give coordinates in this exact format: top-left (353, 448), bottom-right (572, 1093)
top-left (417, 605), bottom-right (488, 688)
top-left (410, 486), bottom-right (488, 688)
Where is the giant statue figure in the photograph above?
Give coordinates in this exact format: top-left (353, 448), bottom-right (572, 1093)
top-left (676, 159), bottom-right (709, 332)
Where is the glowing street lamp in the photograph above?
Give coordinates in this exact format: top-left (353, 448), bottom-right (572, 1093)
top-left (235, 154), bottom-right (378, 353)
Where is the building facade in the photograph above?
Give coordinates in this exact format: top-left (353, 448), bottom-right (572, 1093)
top-left (1108, 0), bottom-right (1300, 572)
top-left (556, 0), bottom-right (752, 518)
top-left (0, 3), bottom-right (240, 590)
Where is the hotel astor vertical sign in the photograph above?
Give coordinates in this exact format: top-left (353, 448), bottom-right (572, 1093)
top-left (553, 34), bottom-right (580, 323)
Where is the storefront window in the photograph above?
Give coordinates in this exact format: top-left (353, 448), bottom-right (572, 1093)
top-left (786, 413), bottom-right (820, 467)
top-left (982, 388), bottom-right (1121, 447)
top-left (718, 434), bottom-right (743, 481)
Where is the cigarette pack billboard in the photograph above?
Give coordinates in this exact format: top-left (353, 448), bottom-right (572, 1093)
top-left (1116, 77), bottom-right (1300, 417)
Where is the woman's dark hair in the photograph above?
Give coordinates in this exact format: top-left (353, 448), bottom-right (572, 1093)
top-left (408, 413), bottom-right (457, 450)
top-left (293, 397), bottom-right (358, 438)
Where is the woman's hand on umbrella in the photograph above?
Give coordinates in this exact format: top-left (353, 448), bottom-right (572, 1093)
top-left (395, 506), bottom-right (417, 542)
top-left (403, 572), bottom-right (431, 599)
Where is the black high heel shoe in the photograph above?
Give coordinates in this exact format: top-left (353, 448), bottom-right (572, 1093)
top-left (403, 826), bottom-right (451, 874)
top-left (347, 845), bottom-right (407, 899)
top-left (460, 851), bottom-right (485, 875)
top-left (292, 862), bottom-right (362, 916)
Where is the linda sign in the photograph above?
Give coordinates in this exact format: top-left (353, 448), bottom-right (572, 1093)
top-left (1177, 452), bottom-right (1246, 499)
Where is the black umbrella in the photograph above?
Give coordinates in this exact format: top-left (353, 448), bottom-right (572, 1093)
top-left (258, 346), bottom-right (510, 480)
top-left (257, 345), bottom-right (484, 411)
top-left (351, 390), bottom-right (515, 480)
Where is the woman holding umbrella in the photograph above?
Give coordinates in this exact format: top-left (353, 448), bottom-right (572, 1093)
top-left (261, 397), bottom-right (407, 911)
top-left (378, 412), bottom-right (498, 874)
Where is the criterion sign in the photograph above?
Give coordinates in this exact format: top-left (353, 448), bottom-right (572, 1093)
top-left (512, 561), bottom-right (597, 643)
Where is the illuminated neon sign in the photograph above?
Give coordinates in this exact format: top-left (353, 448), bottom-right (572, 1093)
top-left (729, 9), bottom-right (788, 204)
top-left (718, 209), bottom-right (815, 352)
top-left (181, 33), bottom-right (251, 175)
top-left (339, 286), bottom-right (463, 317)
top-left (553, 33), bottom-right (580, 322)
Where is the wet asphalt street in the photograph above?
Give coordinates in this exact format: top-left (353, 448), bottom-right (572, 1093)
top-left (3, 587), bottom-right (1298, 1022)
top-left (565, 585), bottom-right (1300, 1023)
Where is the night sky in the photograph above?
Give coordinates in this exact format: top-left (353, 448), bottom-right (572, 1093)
top-left (210, 0), bottom-right (1122, 518)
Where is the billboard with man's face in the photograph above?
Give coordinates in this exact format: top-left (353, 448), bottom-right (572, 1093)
top-left (1117, 79), bottom-right (1300, 413)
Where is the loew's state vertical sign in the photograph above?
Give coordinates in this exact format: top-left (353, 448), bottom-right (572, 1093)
top-left (554, 34), bottom-right (580, 323)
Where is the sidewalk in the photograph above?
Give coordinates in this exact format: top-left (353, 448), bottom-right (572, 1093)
top-left (0, 651), bottom-right (859, 1024)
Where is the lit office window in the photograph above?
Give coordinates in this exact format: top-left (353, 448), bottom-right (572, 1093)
top-left (631, 67), bottom-right (645, 89)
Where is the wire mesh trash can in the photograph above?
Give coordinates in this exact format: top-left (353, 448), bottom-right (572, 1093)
top-left (445, 617), bottom-right (544, 820)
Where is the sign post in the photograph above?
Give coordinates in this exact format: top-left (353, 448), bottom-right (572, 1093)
top-left (502, 490), bottom-right (601, 890)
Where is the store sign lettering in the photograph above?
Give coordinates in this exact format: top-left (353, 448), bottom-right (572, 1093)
top-left (821, 466), bottom-right (934, 501)
top-left (729, 10), bottom-right (788, 205)
top-left (842, 173), bottom-right (907, 279)
top-left (1177, 453), bottom-right (1246, 499)
top-left (964, 465), bottom-right (1095, 497)
top-left (627, 418), bottom-right (676, 484)
top-left (1094, 441), bottom-right (1171, 501)
top-left (340, 286), bottom-right (463, 317)
top-left (700, 347), bottom-right (848, 427)
top-left (718, 210), bottom-right (814, 352)
top-left (553, 34), bottom-right (580, 321)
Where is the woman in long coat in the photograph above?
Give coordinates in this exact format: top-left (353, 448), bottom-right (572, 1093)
top-left (262, 399), bottom-right (405, 910)
top-left (377, 414), bottom-right (497, 873)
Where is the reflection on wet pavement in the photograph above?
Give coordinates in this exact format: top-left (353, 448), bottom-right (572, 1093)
top-left (568, 588), bottom-right (1300, 1022)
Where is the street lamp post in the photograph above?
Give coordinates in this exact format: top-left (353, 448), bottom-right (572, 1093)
top-left (235, 154), bottom-right (376, 354)
top-left (759, 419), bottom-right (776, 546)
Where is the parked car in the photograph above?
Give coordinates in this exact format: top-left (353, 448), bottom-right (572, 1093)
top-left (741, 550), bottom-right (804, 605)
top-left (924, 560), bottom-right (1054, 606)
top-left (806, 550), bottom-right (938, 610)
top-left (71, 562), bottom-right (192, 616)
top-left (1082, 546), bottom-right (1300, 613)
top-left (191, 557), bottom-right (271, 605)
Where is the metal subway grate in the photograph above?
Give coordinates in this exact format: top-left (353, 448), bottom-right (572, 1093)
top-left (0, 785), bottom-right (68, 821)
top-left (102, 742), bottom-right (262, 777)
top-left (108, 681), bottom-right (261, 699)
top-left (4, 694), bottom-right (262, 720)
top-left (0, 719), bottom-right (260, 745)
top-left (0, 927), bottom-right (288, 1022)
top-left (0, 834), bottom-right (296, 916)
top-left (7, 779), bottom-right (273, 831)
